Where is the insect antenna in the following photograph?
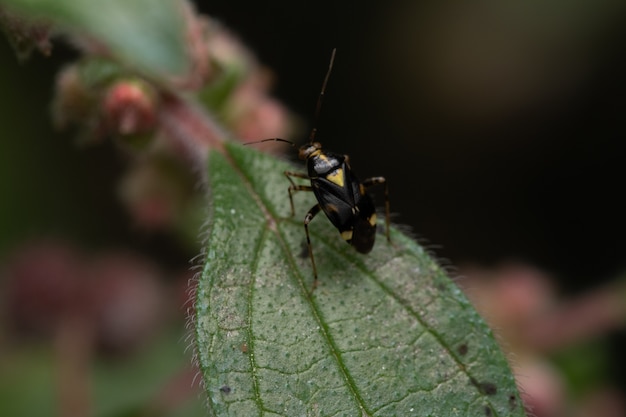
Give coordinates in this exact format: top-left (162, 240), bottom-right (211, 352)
top-left (245, 49), bottom-right (336, 148)
top-left (308, 48), bottom-right (337, 143)
top-left (243, 137), bottom-right (296, 147)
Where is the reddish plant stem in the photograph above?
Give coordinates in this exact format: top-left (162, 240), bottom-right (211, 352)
top-left (524, 282), bottom-right (626, 353)
top-left (158, 92), bottom-right (228, 170)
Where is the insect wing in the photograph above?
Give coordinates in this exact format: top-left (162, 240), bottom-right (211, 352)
top-left (312, 175), bottom-right (355, 230)
top-left (350, 192), bottom-right (377, 253)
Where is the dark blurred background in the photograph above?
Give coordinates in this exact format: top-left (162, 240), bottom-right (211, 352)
top-left (1, 0), bottom-right (626, 414)
top-left (2, 0), bottom-right (625, 297)
top-left (198, 0), bottom-right (626, 292)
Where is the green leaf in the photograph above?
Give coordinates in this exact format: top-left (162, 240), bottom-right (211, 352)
top-left (195, 141), bottom-right (526, 416)
top-left (1, 0), bottom-right (188, 77)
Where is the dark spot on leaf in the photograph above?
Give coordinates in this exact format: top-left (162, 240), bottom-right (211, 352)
top-left (458, 343), bottom-right (468, 356)
top-left (482, 382), bottom-right (497, 395)
top-left (509, 394), bottom-right (518, 410)
top-left (470, 377), bottom-right (497, 396)
top-left (299, 241), bottom-right (308, 258)
top-left (220, 385), bottom-right (231, 394)
top-left (484, 405), bottom-right (492, 416)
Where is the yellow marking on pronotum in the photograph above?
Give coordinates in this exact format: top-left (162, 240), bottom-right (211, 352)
top-left (341, 230), bottom-right (353, 241)
top-left (326, 168), bottom-right (344, 187)
top-left (368, 213), bottom-right (377, 226)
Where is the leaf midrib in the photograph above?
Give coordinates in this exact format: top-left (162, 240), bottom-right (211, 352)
top-left (223, 143), bottom-right (372, 416)
top-left (306, 227), bottom-right (506, 416)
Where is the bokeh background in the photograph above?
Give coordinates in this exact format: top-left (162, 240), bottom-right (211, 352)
top-left (203, 0), bottom-right (626, 290)
top-left (1, 0), bottom-right (626, 416)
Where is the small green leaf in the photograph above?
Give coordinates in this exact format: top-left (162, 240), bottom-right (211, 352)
top-left (195, 141), bottom-right (525, 416)
top-left (2, 0), bottom-right (187, 77)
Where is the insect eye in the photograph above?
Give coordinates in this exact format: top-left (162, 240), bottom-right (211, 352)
top-left (299, 145), bottom-right (315, 159)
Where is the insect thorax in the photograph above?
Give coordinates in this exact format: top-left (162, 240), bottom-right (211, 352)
top-left (308, 152), bottom-right (344, 178)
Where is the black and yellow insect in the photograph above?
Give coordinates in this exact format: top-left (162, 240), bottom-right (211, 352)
top-left (248, 49), bottom-right (390, 283)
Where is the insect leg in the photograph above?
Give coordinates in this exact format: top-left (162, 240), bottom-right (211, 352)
top-left (362, 176), bottom-right (391, 243)
top-left (303, 204), bottom-right (322, 284)
top-left (284, 171), bottom-right (312, 217)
